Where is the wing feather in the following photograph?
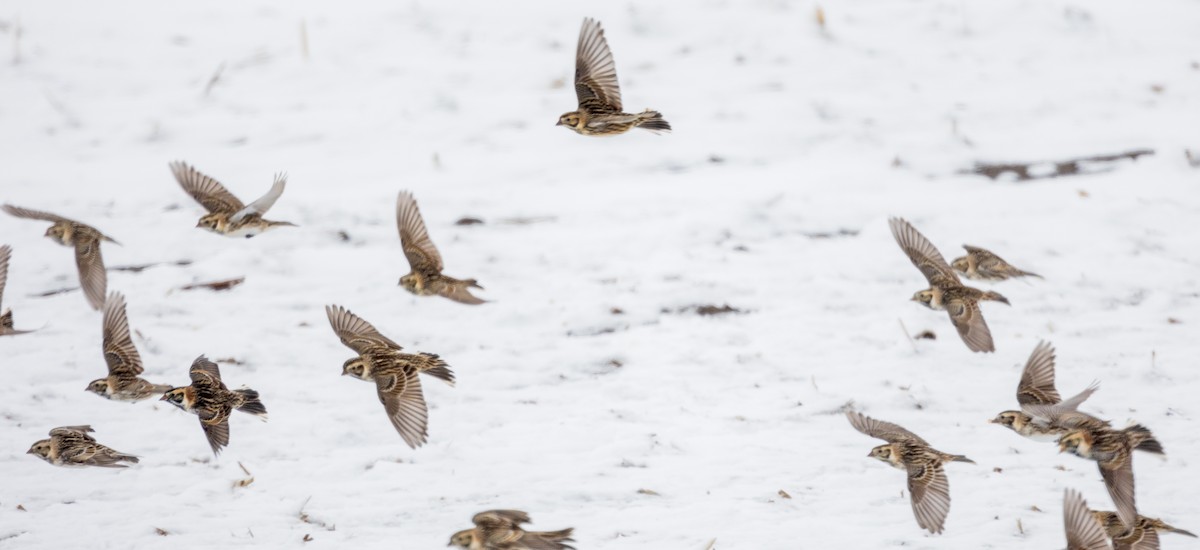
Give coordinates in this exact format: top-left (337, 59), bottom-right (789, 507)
top-left (574, 18), bottom-right (622, 113)
top-left (230, 172), bottom-right (287, 223)
top-left (376, 369), bottom-right (429, 449)
top-left (169, 161), bottom-right (245, 215)
top-left (396, 191), bottom-right (443, 274)
top-left (1017, 341), bottom-right (1060, 405)
top-left (846, 411), bottom-right (928, 445)
top-left (325, 305), bottom-right (403, 354)
top-left (907, 463), bottom-right (951, 534)
top-left (101, 292), bottom-right (143, 376)
top-left (889, 218), bottom-right (961, 287)
top-left (946, 298), bottom-right (995, 353)
top-left (1063, 489), bottom-right (1112, 550)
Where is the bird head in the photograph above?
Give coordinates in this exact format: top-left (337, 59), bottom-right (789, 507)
top-left (1058, 431), bottom-right (1091, 456)
top-left (868, 444), bottom-right (894, 463)
top-left (398, 273), bottom-right (422, 293)
top-left (990, 411), bottom-right (1022, 429)
top-left (196, 214), bottom-right (222, 232)
top-left (44, 224), bottom-right (68, 245)
top-left (27, 439), bottom-right (52, 461)
top-left (911, 290), bottom-right (936, 308)
top-left (159, 387), bottom-right (189, 410)
top-left (85, 379), bottom-right (111, 398)
top-left (342, 358), bottom-right (370, 380)
top-left (447, 530), bottom-right (474, 547)
top-left (557, 112), bottom-right (581, 129)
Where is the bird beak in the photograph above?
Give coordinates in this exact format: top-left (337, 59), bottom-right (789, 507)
top-left (865, 451), bottom-right (873, 458)
top-left (159, 394), bottom-right (169, 401)
top-left (987, 418), bottom-right (997, 424)
top-left (909, 296), bottom-right (920, 302)
top-left (26, 448), bottom-right (34, 454)
top-left (555, 121), bottom-right (563, 126)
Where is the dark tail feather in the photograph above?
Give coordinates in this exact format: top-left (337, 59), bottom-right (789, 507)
top-left (235, 388), bottom-right (268, 417)
top-left (269, 220), bottom-right (298, 228)
top-left (418, 353), bottom-right (456, 386)
top-left (150, 383), bottom-right (173, 395)
top-left (636, 111), bottom-right (671, 133)
top-left (950, 455), bottom-right (976, 464)
top-left (1166, 526), bottom-right (1197, 537)
top-left (1020, 270), bottom-right (1043, 279)
top-left (1125, 424), bottom-right (1164, 454)
top-left (532, 528), bottom-right (576, 548)
top-left (982, 291), bottom-right (1010, 305)
top-left (465, 278), bottom-right (484, 290)
top-left (1, 309), bottom-right (12, 329)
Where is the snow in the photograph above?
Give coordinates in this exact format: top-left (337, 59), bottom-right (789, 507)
top-left (1, 0), bottom-right (1198, 548)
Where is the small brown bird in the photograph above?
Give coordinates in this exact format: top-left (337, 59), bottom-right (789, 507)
top-left (326, 305), bottom-right (455, 449)
top-left (951, 245), bottom-right (1041, 281)
top-left (1063, 489), bottom-right (1113, 550)
top-left (847, 411), bottom-right (975, 534)
top-left (448, 510), bottom-right (576, 550)
top-left (27, 425), bottom-right (139, 468)
top-left (1059, 425), bottom-right (1165, 534)
top-left (0, 245), bottom-right (34, 336)
top-left (890, 217), bottom-right (1010, 353)
top-left (557, 18), bottom-right (670, 136)
top-left (169, 161), bottom-right (296, 238)
top-left (1093, 511), bottom-right (1195, 541)
top-left (86, 293), bottom-right (172, 402)
top-left (991, 341), bottom-right (1107, 441)
top-left (2, 204), bottom-right (118, 310)
top-left (396, 191), bottom-right (485, 305)
top-left (161, 355), bottom-right (267, 456)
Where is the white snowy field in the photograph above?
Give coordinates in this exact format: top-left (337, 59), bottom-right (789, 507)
top-left (1, 0), bottom-right (1199, 548)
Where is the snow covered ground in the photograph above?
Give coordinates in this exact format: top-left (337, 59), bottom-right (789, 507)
top-left (1, 0), bottom-right (1199, 548)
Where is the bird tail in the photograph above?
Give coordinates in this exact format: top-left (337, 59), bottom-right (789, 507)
top-left (1, 309), bottom-right (12, 329)
top-left (531, 528), bottom-right (576, 548)
top-left (1124, 424), bottom-right (1164, 454)
top-left (417, 353), bottom-right (456, 386)
top-left (1017, 269), bottom-right (1043, 279)
top-left (95, 452), bottom-right (140, 467)
top-left (1162, 524), bottom-right (1197, 537)
top-left (465, 278), bottom-right (484, 290)
top-left (235, 388), bottom-right (269, 418)
top-left (268, 220), bottom-right (298, 228)
top-left (149, 383), bottom-right (174, 395)
top-left (981, 291), bottom-right (1010, 305)
top-left (948, 454), bottom-right (976, 464)
top-left (636, 110), bottom-right (671, 134)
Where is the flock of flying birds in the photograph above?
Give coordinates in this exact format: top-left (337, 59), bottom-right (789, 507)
top-left (0, 16), bottom-right (1187, 550)
top-left (842, 219), bottom-right (1192, 549)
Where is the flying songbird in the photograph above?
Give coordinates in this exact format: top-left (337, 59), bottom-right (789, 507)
top-left (2, 204), bottom-right (118, 310)
top-left (0, 245), bottom-right (35, 335)
top-left (557, 18), bottom-right (670, 136)
top-left (889, 217), bottom-right (1009, 352)
top-left (448, 510), bottom-right (576, 550)
top-left (169, 161), bottom-right (296, 238)
top-left (396, 191), bottom-right (485, 305)
top-left (161, 356), bottom-right (267, 456)
top-left (1092, 510), bottom-right (1195, 543)
top-left (990, 341), bottom-right (1108, 441)
top-left (85, 293), bottom-right (172, 402)
top-left (326, 305), bottom-right (455, 449)
top-left (951, 245), bottom-right (1041, 281)
top-left (27, 425), bottom-right (139, 468)
top-left (1059, 423), bottom-right (1164, 540)
top-left (846, 411), bottom-right (975, 534)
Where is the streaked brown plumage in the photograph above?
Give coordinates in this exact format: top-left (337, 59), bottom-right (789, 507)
top-left (951, 245), bottom-right (1041, 281)
top-left (557, 18), bottom-right (670, 136)
top-left (0, 245), bottom-right (34, 336)
top-left (1059, 425), bottom-right (1165, 534)
top-left (169, 161), bottom-right (296, 238)
top-left (1064, 489), bottom-right (1112, 550)
top-left (889, 217), bottom-right (1009, 353)
top-left (448, 510), bottom-right (576, 550)
top-left (990, 341), bottom-right (1108, 441)
top-left (396, 191), bottom-right (485, 305)
top-left (2, 204), bottom-right (118, 310)
top-left (27, 425), bottom-right (138, 468)
top-left (161, 355), bottom-right (267, 456)
top-left (86, 293), bottom-right (172, 402)
top-left (847, 411), bottom-right (975, 534)
top-left (1093, 511), bottom-right (1195, 541)
top-left (326, 305), bottom-right (455, 449)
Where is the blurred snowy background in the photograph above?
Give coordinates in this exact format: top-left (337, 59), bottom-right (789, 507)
top-left (1, 0), bottom-right (1198, 548)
